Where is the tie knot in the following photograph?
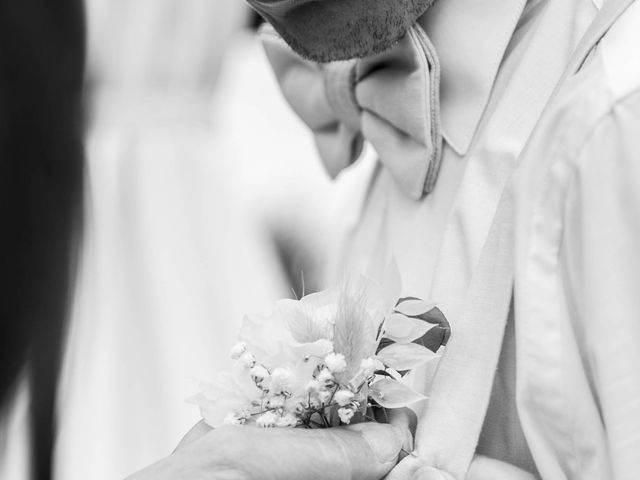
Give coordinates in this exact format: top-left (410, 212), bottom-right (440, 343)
top-left (322, 60), bottom-right (362, 133)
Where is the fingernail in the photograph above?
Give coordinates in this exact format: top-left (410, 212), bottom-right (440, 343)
top-left (360, 425), bottom-right (403, 463)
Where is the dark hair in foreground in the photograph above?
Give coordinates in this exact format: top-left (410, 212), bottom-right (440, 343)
top-left (0, 1), bottom-right (85, 479)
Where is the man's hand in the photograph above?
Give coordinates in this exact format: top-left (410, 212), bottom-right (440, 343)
top-left (127, 420), bottom-right (408, 480)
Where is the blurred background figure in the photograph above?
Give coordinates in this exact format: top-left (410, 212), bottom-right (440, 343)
top-left (54, 1), bottom-right (334, 479)
top-left (0, 1), bottom-right (85, 480)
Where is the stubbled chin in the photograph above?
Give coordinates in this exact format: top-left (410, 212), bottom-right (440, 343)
top-left (250, 0), bottom-right (436, 62)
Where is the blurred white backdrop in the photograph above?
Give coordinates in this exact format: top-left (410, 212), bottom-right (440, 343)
top-left (53, 1), bottom-right (337, 478)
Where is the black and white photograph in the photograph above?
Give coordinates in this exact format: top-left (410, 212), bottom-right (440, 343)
top-left (1, 0), bottom-right (639, 479)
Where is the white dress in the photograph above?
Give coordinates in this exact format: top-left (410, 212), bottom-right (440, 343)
top-left (53, 2), bottom-right (332, 479)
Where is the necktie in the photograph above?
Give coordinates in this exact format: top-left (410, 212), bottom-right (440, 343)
top-left (261, 23), bottom-right (443, 200)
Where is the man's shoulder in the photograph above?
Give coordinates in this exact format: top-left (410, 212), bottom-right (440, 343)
top-left (599, 0), bottom-right (640, 103)
top-left (519, 0), bottom-right (640, 171)
top-left (543, 0), bottom-right (640, 141)
top-left (568, 0), bottom-right (640, 112)
top-left (514, 2), bottom-right (640, 223)
top-left (549, 0), bottom-right (640, 167)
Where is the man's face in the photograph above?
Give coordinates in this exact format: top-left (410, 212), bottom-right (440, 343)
top-left (249, 0), bottom-right (436, 62)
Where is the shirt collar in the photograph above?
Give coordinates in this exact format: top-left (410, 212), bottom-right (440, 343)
top-left (419, 0), bottom-right (528, 156)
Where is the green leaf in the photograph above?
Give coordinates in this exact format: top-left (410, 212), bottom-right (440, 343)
top-left (376, 343), bottom-right (439, 370)
top-left (384, 313), bottom-right (436, 343)
top-left (369, 379), bottom-right (427, 408)
top-left (395, 299), bottom-right (437, 317)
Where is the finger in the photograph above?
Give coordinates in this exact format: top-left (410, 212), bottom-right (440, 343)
top-left (466, 455), bottom-right (537, 480)
top-left (385, 459), bottom-right (453, 480)
top-left (410, 466), bottom-right (453, 480)
top-left (338, 422), bottom-right (406, 480)
top-left (384, 455), bottom-right (425, 480)
top-left (383, 408), bottom-right (417, 456)
top-left (174, 420), bottom-right (212, 452)
top-left (190, 423), bottom-right (406, 480)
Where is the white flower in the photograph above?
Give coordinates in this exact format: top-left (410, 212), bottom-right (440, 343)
top-left (338, 407), bottom-right (355, 424)
top-left (250, 364), bottom-right (270, 383)
top-left (269, 367), bottom-right (292, 393)
top-left (316, 339), bottom-right (334, 355)
top-left (230, 342), bottom-right (248, 360)
top-left (334, 389), bottom-right (355, 407)
top-left (288, 397), bottom-right (308, 415)
top-left (276, 412), bottom-right (299, 428)
top-left (238, 351), bottom-right (256, 369)
top-left (305, 379), bottom-right (322, 394)
top-left (193, 265), bottom-right (406, 430)
top-left (267, 395), bottom-right (286, 409)
top-left (256, 411), bottom-right (279, 428)
top-left (189, 371), bottom-right (262, 428)
top-left (284, 291), bottom-right (338, 343)
top-left (222, 412), bottom-right (245, 425)
top-left (317, 368), bottom-right (334, 385)
top-left (317, 390), bottom-right (332, 404)
top-left (360, 357), bottom-right (379, 378)
top-left (324, 353), bottom-right (347, 374)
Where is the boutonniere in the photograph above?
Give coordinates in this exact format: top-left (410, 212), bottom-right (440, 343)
top-left (190, 261), bottom-right (449, 429)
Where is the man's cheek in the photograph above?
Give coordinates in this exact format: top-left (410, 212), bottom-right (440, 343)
top-left (248, 0), bottom-right (436, 62)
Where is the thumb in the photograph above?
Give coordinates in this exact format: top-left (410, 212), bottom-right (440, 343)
top-left (174, 420), bottom-right (212, 452)
top-left (385, 456), bottom-right (455, 480)
top-left (411, 466), bottom-right (454, 480)
top-left (335, 422), bottom-right (406, 480)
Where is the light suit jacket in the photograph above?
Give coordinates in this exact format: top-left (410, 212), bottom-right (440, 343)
top-left (513, 0), bottom-right (640, 478)
top-left (390, 1), bottom-right (639, 479)
top-left (258, 0), bottom-right (639, 477)
top-left (421, 1), bottom-right (640, 478)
